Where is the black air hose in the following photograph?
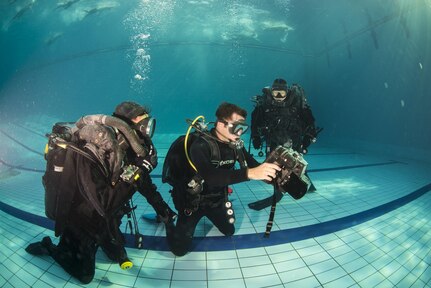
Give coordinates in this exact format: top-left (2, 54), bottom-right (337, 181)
top-left (75, 114), bottom-right (147, 156)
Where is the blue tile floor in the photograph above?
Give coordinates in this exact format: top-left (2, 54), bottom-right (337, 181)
top-left (0, 120), bottom-right (430, 287)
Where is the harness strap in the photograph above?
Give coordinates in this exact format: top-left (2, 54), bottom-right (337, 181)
top-left (75, 153), bottom-right (107, 218)
top-left (236, 148), bottom-right (248, 169)
top-left (201, 134), bottom-right (221, 167)
top-left (264, 192), bottom-right (277, 237)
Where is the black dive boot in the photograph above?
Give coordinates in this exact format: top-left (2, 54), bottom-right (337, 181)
top-left (25, 236), bottom-right (54, 256)
top-left (101, 241), bottom-right (134, 270)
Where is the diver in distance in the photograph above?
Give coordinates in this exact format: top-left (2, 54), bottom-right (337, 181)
top-left (249, 78), bottom-right (322, 210)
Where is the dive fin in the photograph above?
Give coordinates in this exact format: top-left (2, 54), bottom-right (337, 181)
top-left (248, 190), bottom-right (283, 211)
top-left (141, 213), bottom-right (158, 223)
top-left (248, 174), bottom-right (316, 211)
top-left (308, 181), bottom-right (317, 192)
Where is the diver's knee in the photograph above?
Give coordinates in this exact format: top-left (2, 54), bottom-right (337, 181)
top-left (167, 237), bottom-right (191, 257)
top-left (224, 230), bottom-right (235, 237)
top-left (78, 273), bottom-right (94, 284)
top-left (222, 225), bottom-right (235, 236)
top-left (171, 248), bottom-right (188, 257)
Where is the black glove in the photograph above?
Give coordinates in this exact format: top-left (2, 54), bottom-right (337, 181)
top-left (135, 143), bottom-right (158, 173)
top-left (252, 137), bottom-right (262, 149)
top-left (301, 136), bottom-right (312, 154)
top-left (152, 200), bottom-right (177, 224)
top-left (147, 144), bottom-right (158, 168)
top-left (135, 156), bottom-right (154, 172)
top-left (156, 205), bottom-right (178, 224)
top-left (135, 155), bottom-right (156, 173)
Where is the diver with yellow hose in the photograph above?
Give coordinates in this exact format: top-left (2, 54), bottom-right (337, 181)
top-left (163, 102), bottom-right (281, 256)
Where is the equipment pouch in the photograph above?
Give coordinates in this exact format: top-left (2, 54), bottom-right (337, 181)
top-left (120, 165), bottom-right (140, 183)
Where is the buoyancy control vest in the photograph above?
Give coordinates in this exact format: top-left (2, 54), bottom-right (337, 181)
top-left (43, 118), bottom-right (145, 239)
top-left (162, 131), bottom-right (221, 212)
top-left (254, 84), bottom-right (308, 151)
top-left (163, 116), bottom-right (250, 215)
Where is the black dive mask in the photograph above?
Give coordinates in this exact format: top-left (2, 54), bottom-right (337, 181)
top-left (220, 120), bottom-right (249, 136)
top-left (272, 89), bottom-right (287, 102)
top-left (133, 116), bottom-right (156, 138)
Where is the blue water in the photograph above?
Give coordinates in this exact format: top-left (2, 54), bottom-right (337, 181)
top-left (1, 2), bottom-right (431, 287)
top-left (0, 0), bottom-right (430, 157)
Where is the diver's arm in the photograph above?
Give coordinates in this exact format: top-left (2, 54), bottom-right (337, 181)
top-left (250, 107), bottom-right (262, 139)
top-left (251, 106), bottom-right (264, 149)
top-left (135, 173), bottom-right (172, 217)
top-left (190, 140), bottom-right (279, 185)
top-left (301, 105), bottom-right (315, 128)
top-left (297, 89), bottom-right (315, 127)
top-left (299, 98), bottom-right (318, 153)
top-left (190, 140), bottom-right (249, 187)
top-left (243, 148), bottom-right (260, 168)
top-left (246, 162), bottom-right (280, 182)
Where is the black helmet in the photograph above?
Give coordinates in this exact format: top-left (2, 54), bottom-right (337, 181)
top-left (113, 101), bottom-right (156, 138)
top-left (271, 78), bottom-right (288, 91)
top-left (113, 101), bottom-right (147, 121)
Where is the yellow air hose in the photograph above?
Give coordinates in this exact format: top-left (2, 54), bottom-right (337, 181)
top-left (184, 115), bottom-right (205, 172)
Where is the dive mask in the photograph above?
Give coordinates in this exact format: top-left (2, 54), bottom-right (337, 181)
top-left (272, 89), bottom-right (287, 102)
top-left (220, 120), bottom-right (249, 136)
top-left (134, 114), bottom-right (156, 138)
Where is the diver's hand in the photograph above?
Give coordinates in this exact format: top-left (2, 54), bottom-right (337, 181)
top-left (247, 163), bottom-right (281, 182)
top-left (135, 156), bottom-right (155, 173)
top-left (135, 143), bottom-right (158, 173)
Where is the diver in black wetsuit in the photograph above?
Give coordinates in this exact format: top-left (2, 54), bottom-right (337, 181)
top-left (248, 79), bottom-right (321, 210)
top-left (165, 102), bottom-right (280, 257)
top-left (251, 78), bottom-right (318, 155)
top-left (25, 102), bottom-right (176, 284)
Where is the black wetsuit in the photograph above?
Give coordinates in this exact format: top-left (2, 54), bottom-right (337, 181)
top-left (26, 129), bottom-right (171, 284)
top-left (166, 130), bottom-right (259, 256)
top-left (251, 85), bottom-right (315, 153)
top-left (249, 85), bottom-right (317, 210)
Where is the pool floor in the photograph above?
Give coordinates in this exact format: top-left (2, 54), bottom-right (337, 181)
top-left (0, 122), bottom-right (430, 287)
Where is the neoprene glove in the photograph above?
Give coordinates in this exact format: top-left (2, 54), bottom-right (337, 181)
top-left (135, 144), bottom-right (158, 172)
top-left (135, 157), bottom-right (153, 172)
top-left (252, 137), bottom-right (262, 149)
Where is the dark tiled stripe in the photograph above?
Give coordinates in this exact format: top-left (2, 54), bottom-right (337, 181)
top-left (0, 202), bottom-right (54, 230)
top-left (1, 159), bottom-right (400, 176)
top-left (234, 182), bottom-right (431, 249)
top-left (0, 129), bottom-right (45, 156)
top-left (13, 123), bottom-right (47, 138)
top-left (150, 161), bottom-right (401, 178)
top-left (0, 159), bottom-right (45, 173)
top-left (308, 160), bottom-right (401, 172)
top-left (306, 152), bottom-right (358, 156)
top-left (1, 183), bottom-right (430, 251)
